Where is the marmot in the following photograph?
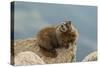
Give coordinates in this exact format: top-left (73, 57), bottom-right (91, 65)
top-left (37, 21), bottom-right (78, 58)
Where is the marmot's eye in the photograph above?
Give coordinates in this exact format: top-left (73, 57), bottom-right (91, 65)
top-left (60, 24), bottom-right (68, 32)
top-left (61, 25), bottom-right (63, 27)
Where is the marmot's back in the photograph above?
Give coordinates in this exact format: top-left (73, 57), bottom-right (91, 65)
top-left (37, 27), bottom-right (58, 50)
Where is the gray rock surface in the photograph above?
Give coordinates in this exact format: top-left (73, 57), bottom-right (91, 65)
top-left (13, 38), bottom-right (76, 64)
top-left (82, 51), bottom-right (97, 62)
top-left (15, 51), bottom-right (45, 65)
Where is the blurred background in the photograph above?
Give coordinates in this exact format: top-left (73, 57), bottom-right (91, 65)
top-left (12, 1), bottom-right (97, 62)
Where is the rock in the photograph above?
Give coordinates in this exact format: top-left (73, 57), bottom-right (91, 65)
top-left (15, 51), bottom-right (45, 66)
top-left (13, 38), bottom-right (76, 65)
top-left (82, 51), bottom-right (97, 62)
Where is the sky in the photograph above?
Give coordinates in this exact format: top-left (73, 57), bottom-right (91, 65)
top-left (12, 1), bottom-right (97, 62)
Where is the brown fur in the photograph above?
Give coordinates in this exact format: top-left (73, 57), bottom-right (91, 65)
top-left (37, 21), bottom-right (78, 58)
top-left (37, 27), bottom-right (58, 58)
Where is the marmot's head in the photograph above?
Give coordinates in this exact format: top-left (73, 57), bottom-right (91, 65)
top-left (56, 21), bottom-right (73, 33)
top-left (56, 21), bottom-right (78, 48)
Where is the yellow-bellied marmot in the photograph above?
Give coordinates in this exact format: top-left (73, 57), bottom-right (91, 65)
top-left (37, 21), bottom-right (78, 58)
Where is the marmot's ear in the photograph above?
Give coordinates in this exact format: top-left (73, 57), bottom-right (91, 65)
top-left (68, 21), bottom-right (71, 25)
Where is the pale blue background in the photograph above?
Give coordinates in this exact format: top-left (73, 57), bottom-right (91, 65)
top-left (13, 1), bottom-right (97, 62)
